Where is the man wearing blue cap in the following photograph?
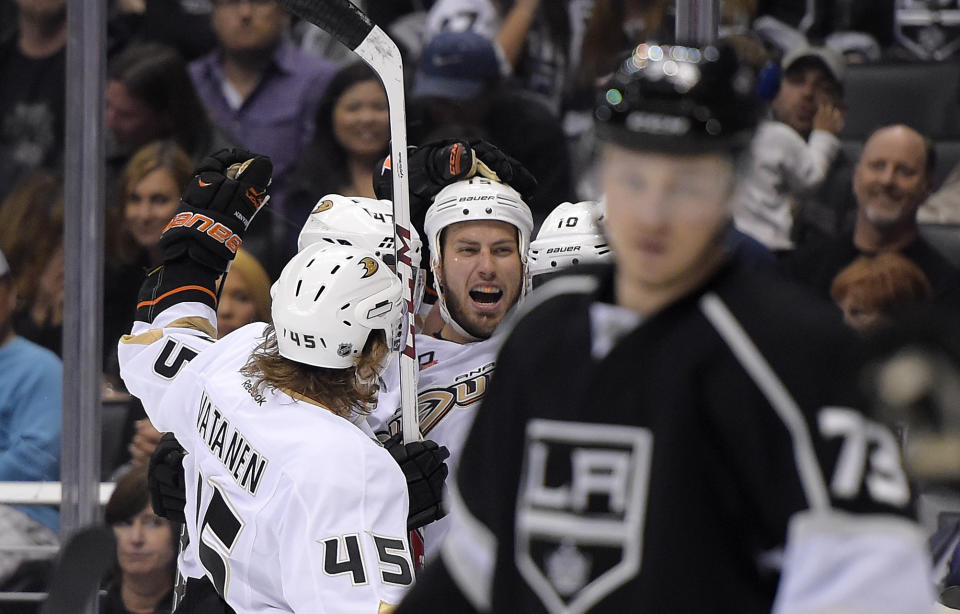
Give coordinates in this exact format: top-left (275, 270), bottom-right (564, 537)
top-left (396, 42), bottom-right (935, 613)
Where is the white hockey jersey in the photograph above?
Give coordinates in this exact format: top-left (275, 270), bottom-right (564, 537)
top-left (371, 333), bottom-right (502, 558)
top-left (119, 303), bottom-right (414, 614)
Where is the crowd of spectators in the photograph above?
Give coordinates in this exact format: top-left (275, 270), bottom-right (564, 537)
top-left (4, 0), bottom-right (960, 607)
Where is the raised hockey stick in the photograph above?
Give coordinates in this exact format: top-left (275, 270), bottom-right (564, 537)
top-left (276, 0), bottom-right (421, 445)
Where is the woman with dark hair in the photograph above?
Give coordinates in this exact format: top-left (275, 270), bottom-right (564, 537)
top-left (105, 42), bottom-right (234, 205)
top-left (286, 62), bottom-right (389, 224)
top-left (102, 464), bottom-right (176, 614)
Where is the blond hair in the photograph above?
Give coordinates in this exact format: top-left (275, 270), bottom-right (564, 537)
top-left (114, 140), bottom-right (193, 264)
top-left (227, 249), bottom-right (272, 322)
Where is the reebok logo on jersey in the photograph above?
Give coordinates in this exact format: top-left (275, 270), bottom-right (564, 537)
top-left (516, 420), bottom-right (653, 613)
top-left (241, 379), bottom-right (266, 406)
top-left (197, 178), bottom-right (213, 187)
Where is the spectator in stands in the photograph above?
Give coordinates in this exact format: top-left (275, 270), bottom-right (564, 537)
top-left (106, 42), bottom-right (235, 207)
top-left (287, 62), bottom-right (390, 233)
top-left (0, 171), bottom-right (64, 355)
top-left (105, 141), bottom-right (193, 380)
top-left (109, 0), bottom-right (217, 61)
top-left (0, 247), bottom-right (61, 583)
top-left (786, 124), bottom-right (960, 306)
top-left (102, 464), bottom-right (175, 614)
top-left (830, 252), bottom-right (931, 334)
top-left (410, 30), bottom-right (574, 222)
top-left (0, 0), bottom-right (66, 203)
top-left (217, 248), bottom-right (272, 338)
top-left (189, 0), bottom-right (335, 218)
top-left (424, 0), bottom-right (582, 116)
top-left (734, 45), bottom-right (847, 251)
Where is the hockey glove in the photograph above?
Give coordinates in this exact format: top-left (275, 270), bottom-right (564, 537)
top-left (148, 432), bottom-right (187, 524)
top-left (469, 138), bottom-right (538, 204)
top-left (384, 434), bottom-right (450, 531)
top-left (374, 139), bottom-right (478, 206)
top-left (159, 148), bottom-right (272, 274)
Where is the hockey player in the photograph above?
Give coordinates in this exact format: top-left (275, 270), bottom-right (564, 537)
top-left (395, 43), bottom-right (937, 613)
top-left (120, 150), bottom-right (447, 613)
top-left (373, 176), bottom-right (534, 558)
top-left (527, 199), bottom-right (612, 288)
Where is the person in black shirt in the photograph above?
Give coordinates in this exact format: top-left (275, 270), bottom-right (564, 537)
top-left (396, 42), bottom-right (935, 613)
top-left (785, 124), bottom-right (960, 307)
top-left (0, 0), bottom-right (66, 203)
top-left (102, 464), bottom-right (175, 614)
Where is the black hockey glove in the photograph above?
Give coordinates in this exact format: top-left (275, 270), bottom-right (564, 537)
top-left (159, 148), bottom-right (272, 274)
top-left (148, 432), bottom-right (187, 524)
top-left (469, 138), bottom-right (537, 203)
top-left (373, 139), bottom-right (538, 209)
top-left (384, 434), bottom-right (450, 531)
top-left (374, 139), bottom-right (475, 206)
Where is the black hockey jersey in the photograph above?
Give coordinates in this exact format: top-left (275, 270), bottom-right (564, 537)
top-left (397, 261), bottom-right (935, 614)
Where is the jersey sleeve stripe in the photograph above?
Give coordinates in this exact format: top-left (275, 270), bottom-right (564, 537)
top-left (440, 478), bottom-right (496, 611)
top-left (698, 292), bottom-right (831, 512)
top-left (137, 284), bottom-right (218, 310)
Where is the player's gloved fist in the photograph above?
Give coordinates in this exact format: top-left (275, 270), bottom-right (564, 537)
top-left (374, 139), bottom-right (476, 205)
top-left (384, 434), bottom-right (450, 531)
top-left (374, 139), bottom-right (538, 207)
top-left (147, 432), bottom-right (187, 524)
top-left (469, 139), bottom-right (538, 203)
top-left (159, 148), bottom-right (272, 273)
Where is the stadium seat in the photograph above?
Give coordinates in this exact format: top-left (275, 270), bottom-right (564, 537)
top-left (841, 61), bottom-right (960, 140)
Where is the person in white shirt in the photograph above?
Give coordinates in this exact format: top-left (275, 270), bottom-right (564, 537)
top-left (734, 45), bottom-right (847, 251)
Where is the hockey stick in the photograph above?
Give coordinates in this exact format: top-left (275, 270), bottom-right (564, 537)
top-left (40, 525), bottom-right (116, 614)
top-left (276, 0), bottom-right (421, 445)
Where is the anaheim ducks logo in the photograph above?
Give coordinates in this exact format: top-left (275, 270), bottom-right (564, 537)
top-left (311, 199), bottom-right (334, 214)
top-left (359, 256), bottom-right (379, 278)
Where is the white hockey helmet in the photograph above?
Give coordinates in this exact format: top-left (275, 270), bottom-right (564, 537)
top-left (270, 243), bottom-right (404, 369)
top-left (424, 178), bottom-right (534, 269)
top-left (528, 200), bottom-right (612, 279)
top-left (297, 195), bottom-right (423, 270)
top-left (424, 177), bottom-right (534, 340)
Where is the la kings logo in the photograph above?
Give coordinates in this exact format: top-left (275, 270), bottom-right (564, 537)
top-left (516, 420), bottom-right (652, 614)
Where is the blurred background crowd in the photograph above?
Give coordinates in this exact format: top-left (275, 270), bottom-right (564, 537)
top-left (4, 0), bottom-right (960, 610)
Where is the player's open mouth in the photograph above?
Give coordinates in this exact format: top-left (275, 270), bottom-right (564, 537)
top-left (469, 286), bottom-right (503, 309)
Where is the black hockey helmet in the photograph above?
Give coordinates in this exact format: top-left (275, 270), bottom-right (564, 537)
top-left (594, 42), bottom-right (760, 154)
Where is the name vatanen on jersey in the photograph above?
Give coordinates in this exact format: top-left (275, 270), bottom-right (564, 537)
top-left (196, 390), bottom-right (269, 496)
